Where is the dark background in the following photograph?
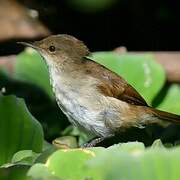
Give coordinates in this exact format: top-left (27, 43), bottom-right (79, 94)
top-left (21, 0), bottom-right (180, 51)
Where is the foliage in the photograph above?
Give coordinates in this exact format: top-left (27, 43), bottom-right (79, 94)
top-left (0, 95), bottom-right (43, 166)
top-left (1, 49), bottom-right (180, 179)
top-left (14, 48), bottom-right (53, 99)
top-left (157, 84), bottom-right (180, 115)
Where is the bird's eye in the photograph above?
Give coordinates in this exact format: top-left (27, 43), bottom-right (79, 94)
top-left (48, 45), bottom-right (56, 52)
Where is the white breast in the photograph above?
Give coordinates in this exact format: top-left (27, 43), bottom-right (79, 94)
top-left (49, 67), bottom-right (112, 137)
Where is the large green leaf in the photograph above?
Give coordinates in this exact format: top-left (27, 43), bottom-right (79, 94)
top-left (87, 143), bottom-right (145, 179)
top-left (42, 142), bottom-right (180, 180)
top-left (157, 84), bottom-right (180, 115)
top-left (46, 148), bottom-right (99, 180)
top-left (14, 48), bottom-right (53, 98)
top-left (91, 52), bottom-right (166, 105)
top-left (87, 143), bottom-right (180, 180)
top-left (44, 144), bottom-right (143, 179)
top-left (0, 95), bottom-right (43, 166)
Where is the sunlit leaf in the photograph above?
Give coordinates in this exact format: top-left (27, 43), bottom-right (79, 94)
top-left (46, 149), bottom-right (97, 180)
top-left (91, 52), bottom-right (166, 105)
top-left (87, 143), bottom-right (180, 180)
top-left (157, 84), bottom-right (180, 115)
top-left (27, 163), bottom-right (60, 180)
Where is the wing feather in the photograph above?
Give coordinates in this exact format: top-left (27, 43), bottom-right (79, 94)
top-left (84, 57), bottom-right (148, 106)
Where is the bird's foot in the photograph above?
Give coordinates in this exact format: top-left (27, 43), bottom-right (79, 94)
top-left (81, 135), bottom-right (114, 148)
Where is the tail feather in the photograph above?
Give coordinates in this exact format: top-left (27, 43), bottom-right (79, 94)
top-left (151, 108), bottom-right (180, 123)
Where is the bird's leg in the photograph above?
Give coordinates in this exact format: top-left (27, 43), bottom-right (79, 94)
top-left (81, 135), bottom-right (114, 148)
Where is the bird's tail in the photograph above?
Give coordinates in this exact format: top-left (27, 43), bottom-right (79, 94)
top-left (150, 108), bottom-right (180, 124)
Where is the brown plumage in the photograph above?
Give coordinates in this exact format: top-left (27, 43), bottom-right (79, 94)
top-left (83, 58), bottom-right (148, 106)
top-left (19, 34), bottom-right (180, 147)
top-left (83, 58), bottom-right (180, 125)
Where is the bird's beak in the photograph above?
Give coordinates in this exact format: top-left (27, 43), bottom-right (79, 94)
top-left (17, 41), bottom-right (41, 51)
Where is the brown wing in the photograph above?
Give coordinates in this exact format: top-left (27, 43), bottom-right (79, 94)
top-left (84, 57), bottom-right (148, 106)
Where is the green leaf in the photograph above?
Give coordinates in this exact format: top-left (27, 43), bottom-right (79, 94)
top-left (151, 139), bottom-right (165, 149)
top-left (0, 95), bottom-right (43, 166)
top-left (14, 48), bottom-right (53, 98)
top-left (27, 163), bottom-right (60, 180)
top-left (91, 52), bottom-right (166, 105)
top-left (46, 149), bottom-right (97, 180)
top-left (87, 144), bottom-right (180, 180)
top-left (11, 150), bottom-right (39, 165)
top-left (157, 84), bottom-right (180, 115)
top-left (33, 142), bottom-right (180, 180)
top-left (52, 136), bottom-right (78, 149)
top-left (107, 142), bottom-right (145, 153)
top-left (0, 164), bottom-right (30, 180)
top-left (35, 147), bottom-right (57, 164)
top-left (61, 126), bottom-right (93, 146)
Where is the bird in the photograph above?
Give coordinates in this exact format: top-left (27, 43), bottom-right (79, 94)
top-left (19, 34), bottom-right (180, 147)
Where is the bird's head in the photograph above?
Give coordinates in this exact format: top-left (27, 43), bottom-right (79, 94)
top-left (19, 34), bottom-right (90, 70)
